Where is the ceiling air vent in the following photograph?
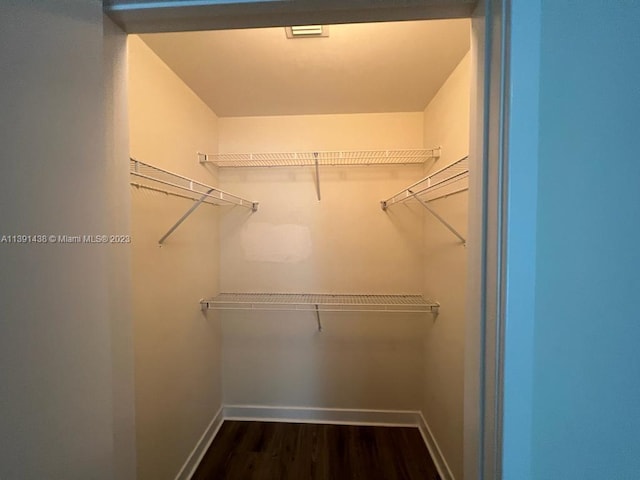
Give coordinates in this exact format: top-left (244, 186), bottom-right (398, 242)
top-left (285, 25), bottom-right (329, 39)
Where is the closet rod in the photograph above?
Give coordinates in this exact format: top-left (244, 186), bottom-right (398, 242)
top-left (403, 169), bottom-right (469, 201)
top-left (130, 182), bottom-right (216, 204)
top-left (130, 176), bottom-right (224, 207)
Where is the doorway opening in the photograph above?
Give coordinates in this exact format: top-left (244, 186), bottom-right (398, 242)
top-left (108, 3), bottom-right (504, 480)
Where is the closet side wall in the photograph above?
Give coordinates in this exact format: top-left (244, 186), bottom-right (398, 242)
top-left (105, 16), bottom-right (137, 480)
top-left (421, 52), bottom-right (470, 480)
top-left (0, 3), bottom-right (117, 478)
top-left (128, 36), bottom-right (222, 480)
top-left (218, 113), bottom-right (428, 411)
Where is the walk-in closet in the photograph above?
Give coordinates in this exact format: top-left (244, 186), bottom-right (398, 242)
top-left (128, 18), bottom-right (471, 480)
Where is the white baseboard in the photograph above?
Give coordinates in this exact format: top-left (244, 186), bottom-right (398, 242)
top-left (174, 406), bottom-right (224, 480)
top-left (223, 404), bottom-right (421, 427)
top-left (418, 412), bottom-right (455, 480)
top-left (175, 405), bottom-right (454, 480)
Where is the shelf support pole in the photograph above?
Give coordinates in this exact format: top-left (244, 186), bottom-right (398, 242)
top-left (409, 190), bottom-right (466, 245)
top-left (313, 152), bottom-right (321, 201)
top-left (159, 188), bottom-right (215, 245)
top-left (315, 304), bottom-right (322, 332)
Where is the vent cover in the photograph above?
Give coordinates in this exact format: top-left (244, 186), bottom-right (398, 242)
top-left (285, 25), bottom-right (329, 38)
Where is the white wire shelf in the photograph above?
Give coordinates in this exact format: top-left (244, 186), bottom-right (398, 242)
top-left (198, 148), bottom-right (441, 168)
top-left (130, 158), bottom-right (258, 210)
top-left (129, 158), bottom-right (258, 244)
top-left (200, 293), bottom-right (439, 314)
top-left (381, 156), bottom-right (469, 245)
top-left (381, 156), bottom-right (469, 209)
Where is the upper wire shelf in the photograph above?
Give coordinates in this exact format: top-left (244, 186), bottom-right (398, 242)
top-left (130, 158), bottom-right (258, 211)
top-left (200, 293), bottom-right (439, 314)
top-left (381, 156), bottom-right (469, 245)
top-left (129, 158), bottom-right (258, 244)
top-left (381, 156), bottom-right (469, 210)
top-left (198, 148), bottom-right (441, 168)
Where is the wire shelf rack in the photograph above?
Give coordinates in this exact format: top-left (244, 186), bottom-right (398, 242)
top-left (381, 156), bottom-right (469, 209)
top-left (198, 148), bottom-right (441, 168)
top-left (130, 158), bottom-right (258, 244)
top-left (130, 158), bottom-right (258, 210)
top-left (381, 156), bottom-right (469, 245)
top-left (200, 293), bottom-right (439, 314)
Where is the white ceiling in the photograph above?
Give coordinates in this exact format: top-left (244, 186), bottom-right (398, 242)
top-left (140, 19), bottom-right (469, 117)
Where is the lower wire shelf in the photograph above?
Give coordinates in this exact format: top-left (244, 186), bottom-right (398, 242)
top-left (200, 293), bottom-right (439, 314)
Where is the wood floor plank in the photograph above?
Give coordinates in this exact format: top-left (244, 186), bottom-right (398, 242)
top-left (191, 421), bottom-right (440, 480)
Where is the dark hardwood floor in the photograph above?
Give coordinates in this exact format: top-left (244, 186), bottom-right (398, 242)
top-left (192, 420), bottom-right (441, 480)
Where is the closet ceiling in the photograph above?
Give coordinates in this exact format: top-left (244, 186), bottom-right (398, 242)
top-left (140, 19), bottom-right (469, 117)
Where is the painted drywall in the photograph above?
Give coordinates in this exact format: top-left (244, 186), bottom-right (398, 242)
top-left (501, 1), bottom-right (539, 479)
top-left (139, 20), bottom-right (470, 117)
top-left (218, 113), bottom-right (429, 410)
top-left (105, 15), bottom-right (138, 480)
top-left (528, 2), bottom-right (640, 479)
top-left (9, 2), bottom-right (640, 480)
top-left (0, 2), bottom-right (117, 478)
top-left (128, 36), bottom-right (223, 480)
top-left (421, 51), bottom-right (470, 480)
top-left (219, 112), bottom-right (425, 153)
top-left (463, 8), bottom-right (486, 477)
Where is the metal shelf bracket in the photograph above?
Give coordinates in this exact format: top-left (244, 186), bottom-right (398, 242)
top-left (409, 190), bottom-right (466, 246)
top-left (158, 188), bottom-right (214, 244)
top-left (315, 304), bottom-right (322, 332)
top-left (381, 155), bottom-right (468, 245)
top-left (130, 158), bottom-right (258, 245)
top-left (313, 152), bottom-right (321, 201)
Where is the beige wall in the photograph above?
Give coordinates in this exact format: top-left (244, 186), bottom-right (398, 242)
top-left (0, 3), bottom-right (132, 478)
top-left (422, 52), bottom-right (471, 480)
top-left (218, 113), bottom-right (428, 409)
top-left (128, 36), bottom-right (222, 480)
top-left (219, 113), bottom-right (424, 152)
top-left (105, 15), bottom-right (137, 480)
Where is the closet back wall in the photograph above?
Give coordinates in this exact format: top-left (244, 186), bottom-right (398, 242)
top-left (217, 113), bottom-right (429, 410)
top-left (128, 36), bottom-right (223, 480)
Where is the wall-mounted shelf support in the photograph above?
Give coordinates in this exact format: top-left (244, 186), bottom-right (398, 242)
top-left (130, 158), bottom-right (258, 244)
top-left (158, 188), bottom-right (214, 245)
top-left (381, 155), bottom-right (468, 245)
top-left (410, 190), bottom-right (466, 245)
top-left (315, 304), bottom-right (322, 332)
top-left (200, 293), bottom-right (439, 332)
top-left (313, 152), bottom-right (321, 201)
